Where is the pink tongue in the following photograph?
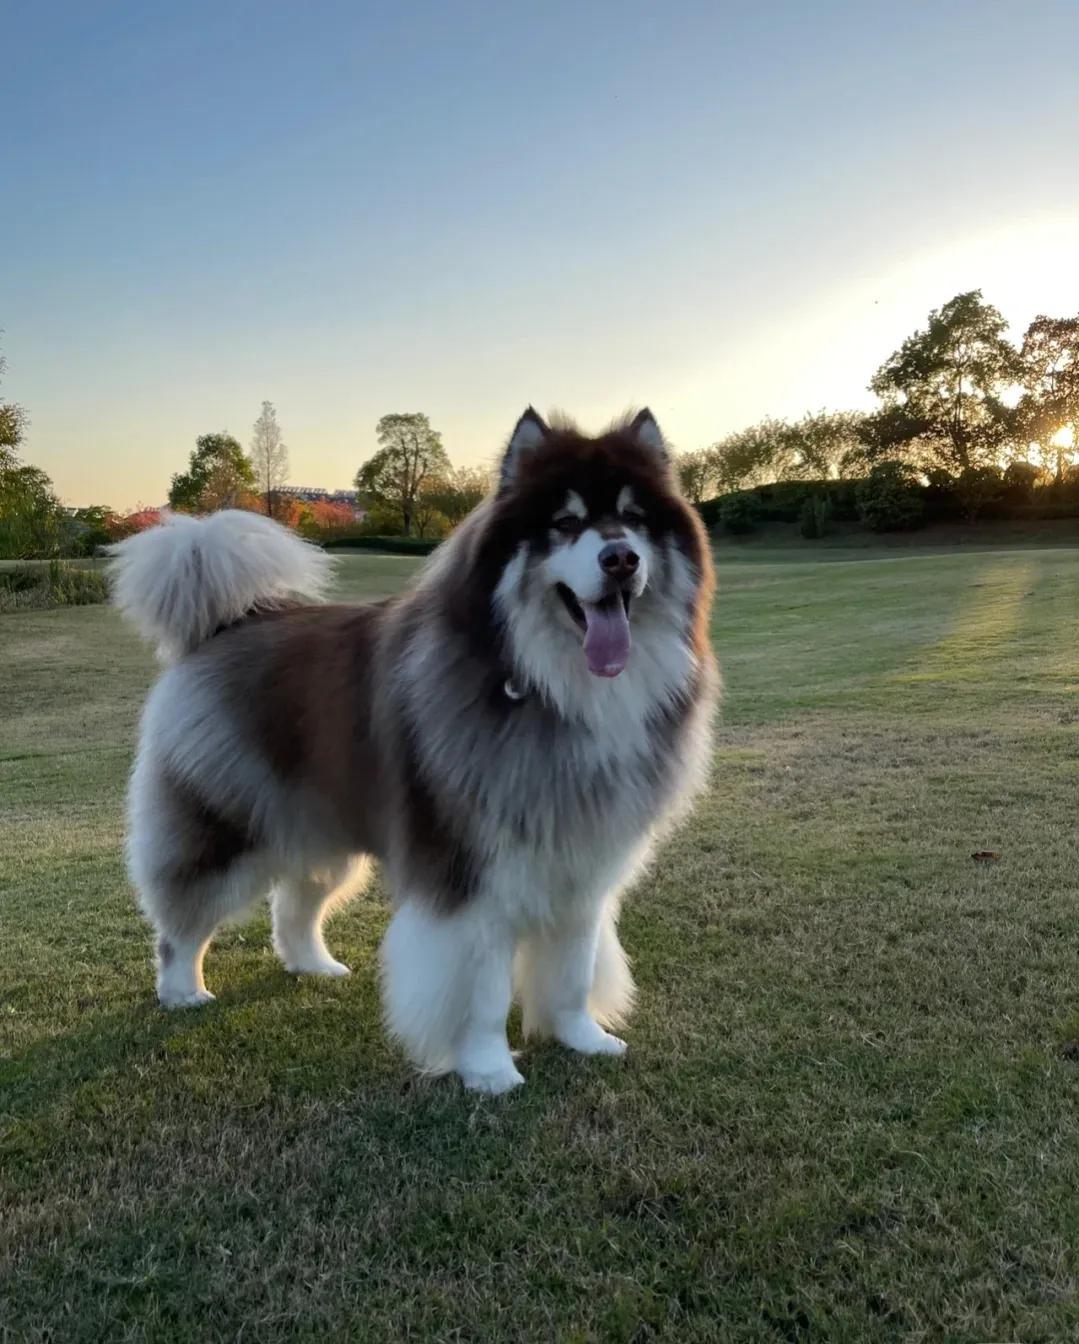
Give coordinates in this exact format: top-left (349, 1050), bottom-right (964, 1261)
top-left (582, 597), bottom-right (631, 677)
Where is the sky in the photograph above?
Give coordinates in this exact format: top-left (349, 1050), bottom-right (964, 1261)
top-left (3, 0), bottom-right (1079, 509)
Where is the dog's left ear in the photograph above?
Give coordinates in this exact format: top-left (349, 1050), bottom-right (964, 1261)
top-left (628, 408), bottom-right (668, 462)
top-left (500, 407), bottom-right (550, 490)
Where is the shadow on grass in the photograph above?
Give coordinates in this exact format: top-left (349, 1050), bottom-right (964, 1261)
top-left (0, 955), bottom-right (628, 1186)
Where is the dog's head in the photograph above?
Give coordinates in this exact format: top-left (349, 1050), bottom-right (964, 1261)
top-left (472, 408), bottom-right (712, 686)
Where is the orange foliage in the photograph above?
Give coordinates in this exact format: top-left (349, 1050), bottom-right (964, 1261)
top-left (298, 499), bottom-right (356, 530)
top-left (105, 507), bottom-right (163, 540)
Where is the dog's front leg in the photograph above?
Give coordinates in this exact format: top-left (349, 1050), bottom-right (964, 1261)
top-left (517, 902), bottom-right (630, 1057)
top-left (380, 899), bottom-right (524, 1094)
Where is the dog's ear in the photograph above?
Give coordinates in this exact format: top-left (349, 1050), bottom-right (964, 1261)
top-left (499, 407), bottom-right (550, 490)
top-left (627, 408), bottom-right (668, 462)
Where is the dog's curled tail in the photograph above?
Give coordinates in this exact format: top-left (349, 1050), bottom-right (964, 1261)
top-left (109, 509), bottom-right (333, 663)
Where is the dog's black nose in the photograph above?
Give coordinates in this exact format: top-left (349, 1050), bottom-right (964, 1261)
top-left (599, 540), bottom-right (639, 581)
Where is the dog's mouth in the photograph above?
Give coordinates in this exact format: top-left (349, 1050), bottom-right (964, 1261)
top-left (556, 583), bottom-right (633, 678)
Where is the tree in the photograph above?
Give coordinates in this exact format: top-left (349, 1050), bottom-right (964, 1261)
top-left (420, 465), bottom-right (491, 525)
top-left (869, 290), bottom-right (1020, 474)
top-left (168, 432), bottom-right (256, 512)
top-left (1016, 314), bottom-right (1079, 484)
top-left (293, 498), bottom-right (356, 540)
top-left (355, 413), bottom-right (450, 537)
top-left (709, 418), bottom-right (799, 491)
top-left (789, 409), bottom-right (866, 478)
top-left (0, 464), bottom-right (65, 558)
top-left (249, 401), bottom-right (290, 518)
top-left (0, 343), bottom-right (65, 558)
top-left (676, 449), bottom-right (721, 503)
top-left (0, 360), bottom-right (28, 478)
top-left (704, 410), bottom-right (868, 494)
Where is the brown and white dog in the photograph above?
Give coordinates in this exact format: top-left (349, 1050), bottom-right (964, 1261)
top-left (111, 409), bottom-right (717, 1092)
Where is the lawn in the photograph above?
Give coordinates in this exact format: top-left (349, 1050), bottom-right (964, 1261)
top-left (2, 545), bottom-right (1079, 1342)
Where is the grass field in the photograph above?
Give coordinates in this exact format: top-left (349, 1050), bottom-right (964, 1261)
top-left (3, 546), bottom-right (1079, 1342)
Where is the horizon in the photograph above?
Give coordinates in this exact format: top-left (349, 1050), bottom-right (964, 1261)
top-left (3, 1), bottom-right (1079, 510)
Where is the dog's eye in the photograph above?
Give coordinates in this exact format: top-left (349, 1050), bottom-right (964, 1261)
top-left (621, 506), bottom-right (646, 525)
top-left (552, 514), bottom-right (584, 535)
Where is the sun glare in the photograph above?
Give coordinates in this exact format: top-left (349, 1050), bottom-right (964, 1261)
top-left (1051, 425), bottom-right (1075, 449)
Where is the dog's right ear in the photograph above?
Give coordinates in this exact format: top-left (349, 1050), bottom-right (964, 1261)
top-left (499, 407), bottom-right (550, 491)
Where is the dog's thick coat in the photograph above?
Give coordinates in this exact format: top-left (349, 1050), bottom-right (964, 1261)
top-left (113, 410), bottom-right (717, 1091)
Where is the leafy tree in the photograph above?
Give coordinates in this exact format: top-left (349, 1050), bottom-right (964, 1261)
top-left (0, 464), bottom-right (66, 558)
top-left (355, 413), bottom-right (450, 536)
top-left (0, 344), bottom-right (28, 474)
top-left (709, 418), bottom-right (799, 491)
top-left (869, 290), bottom-right (1020, 474)
top-left (358, 499), bottom-right (407, 537)
top-left (118, 507), bottom-right (163, 536)
top-left (677, 449), bottom-right (722, 503)
top-left (790, 409), bottom-right (867, 478)
top-left (293, 498), bottom-right (356, 540)
top-left (0, 344), bottom-right (67, 558)
top-left (68, 505), bottom-right (122, 554)
top-left (168, 433), bottom-right (256, 512)
top-left (420, 465), bottom-right (491, 525)
top-left (1016, 314), bottom-right (1079, 483)
top-left (706, 411), bottom-right (866, 492)
top-left (249, 401), bottom-right (290, 518)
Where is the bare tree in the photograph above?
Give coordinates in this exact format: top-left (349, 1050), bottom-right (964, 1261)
top-left (249, 401), bottom-right (290, 519)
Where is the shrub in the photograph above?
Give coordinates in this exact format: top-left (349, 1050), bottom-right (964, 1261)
top-left (856, 461), bottom-right (925, 532)
top-left (700, 479), bottom-right (859, 530)
top-left (320, 535), bottom-right (439, 555)
top-left (1002, 460), bottom-right (1045, 501)
top-left (0, 561), bottom-right (109, 613)
top-left (799, 494), bottom-right (832, 539)
top-left (717, 492), bottom-right (764, 534)
top-left (955, 465), bottom-right (1004, 521)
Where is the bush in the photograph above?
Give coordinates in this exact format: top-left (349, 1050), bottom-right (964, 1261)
top-left (1002, 460), bottom-right (1045, 503)
top-left (954, 465), bottom-right (1004, 521)
top-left (699, 479), bottom-right (859, 530)
top-left (320, 535), bottom-right (440, 555)
top-left (717, 492), bottom-right (764, 534)
top-left (0, 560), bottom-right (109, 613)
top-left (799, 494), bottom-right (832, 539)
top-left (855, 461), bottom-right (925, 532)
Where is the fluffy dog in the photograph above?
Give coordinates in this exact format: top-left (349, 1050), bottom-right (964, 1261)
top-left (110, 408), bottom-right (717, 1092)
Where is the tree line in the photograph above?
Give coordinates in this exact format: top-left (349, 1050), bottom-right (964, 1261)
top-left (2, 290), bottom-right (1077, 558)
top-left (161, 408), bottom-right (489, 541)
top-left (677, 292), bottom-right (1079, 514)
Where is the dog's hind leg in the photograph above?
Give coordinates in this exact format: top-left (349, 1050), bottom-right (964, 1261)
top-left (152, 901), bottom-right (223, 1008)
top-left (380, 899), bottom-right (523, 1094)
top-left (517, 902), bottom-right (632, 1056)
top-left (272, 857), bottom-right (370, 977)
top-left (146, 860), bottom-right (268, 1008)
top-left (129, 758), bottom-right (269, 1008)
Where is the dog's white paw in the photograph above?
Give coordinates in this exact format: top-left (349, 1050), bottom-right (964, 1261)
top-left (459, 1063), bottom-right (526, 1095)
top-left (285, 957), bottom-right (351, 978)
top-left (159, 987), bottom-right (216, 1009)
top-left (554, 1013), bottom-right (628, 1056)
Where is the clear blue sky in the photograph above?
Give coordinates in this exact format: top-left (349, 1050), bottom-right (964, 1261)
top-left (3, 0), bottom-right (1078, 508)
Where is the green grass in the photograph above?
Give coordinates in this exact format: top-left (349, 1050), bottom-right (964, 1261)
top-left (3, 546), bottom-right (1079, 1342)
